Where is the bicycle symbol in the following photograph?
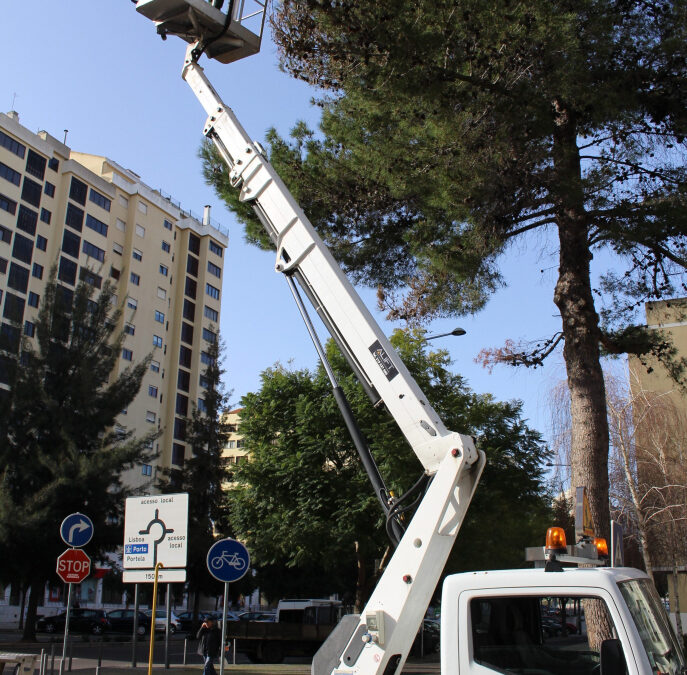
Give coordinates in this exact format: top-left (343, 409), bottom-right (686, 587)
top-left (211, 551), bottom-right (247, 572)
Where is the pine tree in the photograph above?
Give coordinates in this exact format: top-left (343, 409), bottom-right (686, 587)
top-left (0, 270), bottom-right (156, 639)
top-left (159, 333), bottom-right (233, 619)
top-left (202, 0), bottom-right (687, 545)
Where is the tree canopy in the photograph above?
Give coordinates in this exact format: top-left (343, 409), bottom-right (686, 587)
top-left (225, 330), bottom-right (551, 606)
top-left (0, 271), bottom-right (155, 638)
top-left (201, 0), bottom-right (687, 543)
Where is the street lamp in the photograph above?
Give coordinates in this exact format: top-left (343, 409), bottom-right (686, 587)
top-left (425, 327), bottom-right (467, 341)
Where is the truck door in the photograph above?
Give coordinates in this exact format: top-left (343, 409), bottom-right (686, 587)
top-left (457, 589), bottom-right (638, 675)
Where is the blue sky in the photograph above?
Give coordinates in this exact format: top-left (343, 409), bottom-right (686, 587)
top-left (3, 0), bottom-right (611, 450)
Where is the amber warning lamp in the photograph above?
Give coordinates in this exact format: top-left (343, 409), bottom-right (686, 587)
top-left (545, 527), bottom-right (567, 554)
top-left (594, 537), bottom-right (609, 559)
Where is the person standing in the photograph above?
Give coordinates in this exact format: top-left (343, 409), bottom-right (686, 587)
top-left (197, 616), bottom-right (221, 675)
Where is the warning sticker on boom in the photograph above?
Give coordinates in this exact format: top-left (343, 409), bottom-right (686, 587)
top-left (369, 340), bottom-right (399, 381)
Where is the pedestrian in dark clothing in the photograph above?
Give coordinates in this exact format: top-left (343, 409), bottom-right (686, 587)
top-left (197, 616), bottom-right (221, 675)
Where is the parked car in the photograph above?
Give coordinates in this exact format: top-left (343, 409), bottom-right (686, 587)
top-left (237, 611), bottom-right (276, 622)
top-left (106, 609), bottom-right (150, 635)
top-left (144, 609), bottom-right (181, 633)
top-left (178, 610), bottom-right (240, 635)
top-left (411, 619), bottom-right (440, 655)
top-left (36, 609), bottom-right (109, 635)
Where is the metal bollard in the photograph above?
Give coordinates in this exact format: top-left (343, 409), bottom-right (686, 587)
top-left (39, 649), bottom-right (46, 675)
top-left (50, 642), bottom-right (56, 675)
top-left (183, 638), bottom-right (187, 665)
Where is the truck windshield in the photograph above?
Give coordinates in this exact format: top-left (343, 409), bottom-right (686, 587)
top-left (618, 578), bottom-right (686, 675)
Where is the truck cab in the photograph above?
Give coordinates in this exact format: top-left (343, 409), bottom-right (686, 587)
top-left (441, 567), bottom-right (686, 675)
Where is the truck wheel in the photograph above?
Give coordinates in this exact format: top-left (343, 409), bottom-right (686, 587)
top-left (257, 641), bottom-right (284, 664)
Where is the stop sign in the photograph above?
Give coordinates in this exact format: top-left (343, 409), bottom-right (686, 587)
top-left (56, 548), bottom-right (91, 584)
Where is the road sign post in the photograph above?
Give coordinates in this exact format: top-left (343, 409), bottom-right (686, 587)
top-left (207, 539), bottom-right (250, 675)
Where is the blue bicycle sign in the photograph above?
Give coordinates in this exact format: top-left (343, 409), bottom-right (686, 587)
top-left (207, 538), bottom-right (250, 583)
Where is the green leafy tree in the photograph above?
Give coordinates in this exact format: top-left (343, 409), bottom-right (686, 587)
top-left (158, 334), bottom-right (238, 619)
top-left (201, 0), bottom-right (687, 546)
top-left (226, 330), bottom-right (551, 608)
top-left (0, 271), bottom-right (156, 639)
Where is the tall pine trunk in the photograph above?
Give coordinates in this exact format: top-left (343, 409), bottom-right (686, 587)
top-left (21, 579), bottom-right (41, 641)
top-left (552, 100), bottom-right (613, 650)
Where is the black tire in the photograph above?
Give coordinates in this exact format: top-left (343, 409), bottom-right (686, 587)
top-left (45, 623), bottom-right (56, 634)
top-left (137, 625), bottom-right (146, 636)
top-left (92, 624), bottom-right (104, 636)
top-left (170, 625), bottom-right (177, 634)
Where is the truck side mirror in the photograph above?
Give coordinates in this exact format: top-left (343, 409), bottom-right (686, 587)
top-left (600, 638), bottom-right (627, 675)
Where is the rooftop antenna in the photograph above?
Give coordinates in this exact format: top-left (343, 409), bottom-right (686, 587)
top-left (63, 130), bottom-right (68, 144)
top-left (11, 92), bottom-right (17, 109)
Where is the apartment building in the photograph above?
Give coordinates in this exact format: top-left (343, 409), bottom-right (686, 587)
top-left (223, 407), bottom-right (249, 473)
top-left (0, 110), bottom-right (228, 488)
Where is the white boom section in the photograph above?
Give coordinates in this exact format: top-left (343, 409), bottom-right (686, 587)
top-left (182, 52), bottom-right (478, 476)
top-left (177, 39), bottom-right (485, 675)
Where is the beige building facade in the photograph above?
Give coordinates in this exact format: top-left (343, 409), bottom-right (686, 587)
top-left (0, 110), bottom-right (228, 488)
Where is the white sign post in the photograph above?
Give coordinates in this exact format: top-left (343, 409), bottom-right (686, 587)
top-left (123, 493), bottom-right (189, 583)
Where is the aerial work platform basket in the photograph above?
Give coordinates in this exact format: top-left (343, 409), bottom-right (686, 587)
top-left (135, 0), bottom-right (265, 63)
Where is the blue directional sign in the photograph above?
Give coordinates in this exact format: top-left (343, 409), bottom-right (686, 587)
top-left (207, 538), bottom-right (250, 583)
top-left (60, 513), bottom-right (94, 548)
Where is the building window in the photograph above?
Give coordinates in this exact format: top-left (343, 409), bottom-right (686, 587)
top-left (159, 264), bottom-right (168, 277)
top-left (58, 256), bottom-right (77, 285)
top-left (188, 233), bottom-right (200, 254)
top-left (199, 375), bottom-right (209, 389)
top-left (61, 230), bottom-right (81, 258)
top-left (183, 300), bottom-right (195, 321)
top-left (48, 157), bottom-right (59, 172)
top-left (135, 223), bottom-right (145, 237)
top-left (209, 240), bottom-right (223, 257)
top-left (40, 208), bottom-right (51, 224)
top-left (0, 129), bottom-right (26, 158)
top-left (85, 214), bottom-right (108, 237)
top-left (127, 297), bottom-right (138, 310)
top-left (110, 266), bottom-right (120, 280)
top-left (204, 305), bottom-right (218, 322)
top-left (146, 411), bottom-right (156, 423)
top-left (36, 235), bottom-right (47, 251)
top-left (163, 219), bottom-right (173, 231)
top-left (130, 272), bottom-right (140, 285)
top-left (69, 177), bottom-right (88, 205)
top-left (116, 218), bottom-right (126, 232)
top-left (26, 150), bottom-right (47, 181)
top-left (0, 193), bottom-right (17, 215)
top-left (0, 161), bottom-right (21, 186)
top-left (0, 258), bottom-right (7, 274)
top-left (89, 189), bottom-right (111, 212)
top-left (152, 335), bottom-right (163, 348)
top-left (24, 320), bottom-right (36, 338)
top-left (82, 240), bottom-right (105, 262)
top-left (65, 203), bottom-right (84, 232)
top-left (176, 393), bottom-right (188, 416)
top-left (3, 293), bottom-right (25, 322)
top-left (137, 202), bottom-right (148, 215)
top-left (0, 225), bottom-right (12, 244)
top-left (171, 444), bottom-right (185, 466)
top-left (161, 240), bottom-right (170, 253)
top-left (208, 261), bottom-right (221, 278)
top-left (179, 345), bottom-right (192, 368)
top-left (44, 182), bottom-right (55, 198)
top-left (177, 369), bottom-right (190, 391)
top-left (124, 323), bottom-right (135, 336)
top-left (132, 248), bottom-right (143, 261)
top-left (141, 464), bottom-right (153, 477)
top-left (113, 242), bottom-right (123, 255)
top-left (149, 385), bottom-right (158, 398)
top-left (122, 348), bottom-right (133, 361)
top-left (157, 287), bottom-right (166, 300)
top-left (28, 292), bottom-right (41, 309)
top-left (173, 417), bottom-right (186, 441)
top-left (154, 310), bottom-right (165, 324)
top-left (150, 360), bottom-right (160, 373)
top-left (198, 398), bottom-right (207, 413)
top-left (201, 351), bottom-right (213, 365)
top-left (21, 177), bottom-right (42, 208)
top-left (186, 255), bottom-right (198, 277)
top-left (185, 277), bottom-right (197, 299)
top-left (8, 263), bottom-right (29, 293)
top-left (17, 205), bottom-right (38, 236)
top-left (206, 283), bottom-right (220, 300)
top-left (203, 327), bottom-right (217, 344)
top-left (118, 194), bottom-right (129, 208)
top-left (181, 322), bottom-right (194, 345)
top-left (32, 262), bottom-right (43, 279)
top-left (12, 234), bottom-right (33, 264)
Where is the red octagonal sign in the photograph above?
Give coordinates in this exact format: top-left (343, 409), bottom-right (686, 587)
top-left (56, 548), bottom-right (91, 584)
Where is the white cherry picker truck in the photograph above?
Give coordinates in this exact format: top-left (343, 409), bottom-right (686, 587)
top-left (132, 2), bottom-right (687, 674)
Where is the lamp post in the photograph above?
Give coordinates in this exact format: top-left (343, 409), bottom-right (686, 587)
top-left (424, 327), bottom-right (467, 341)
